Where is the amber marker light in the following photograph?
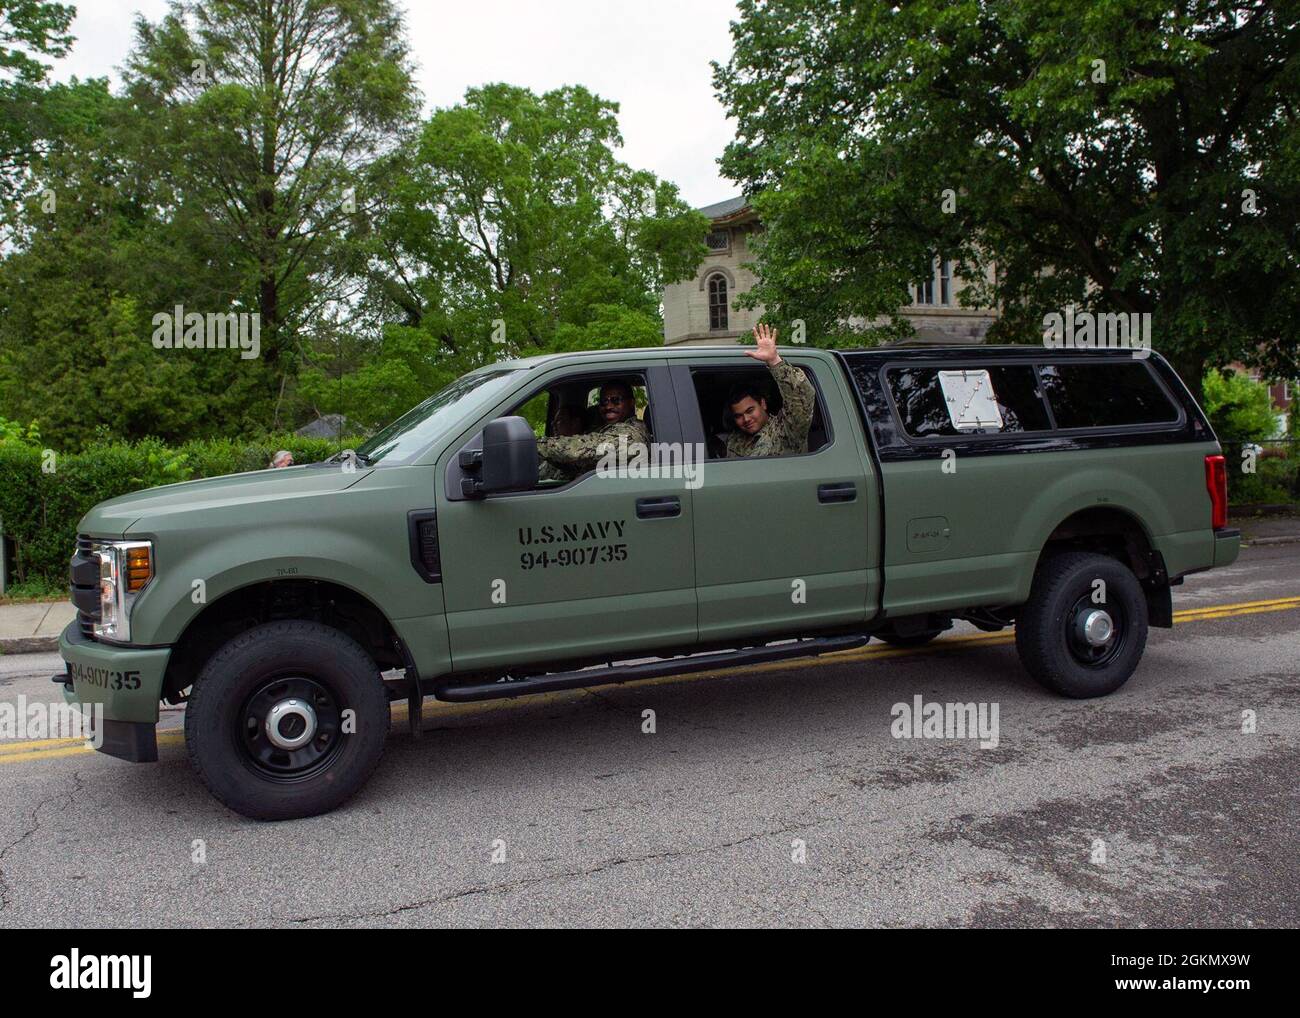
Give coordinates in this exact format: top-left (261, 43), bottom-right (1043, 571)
top-left (125, 544), bottom-right (153, 592)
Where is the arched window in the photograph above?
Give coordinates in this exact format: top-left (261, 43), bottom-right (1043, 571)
top-left (707, 273), bottom-right (729, 331)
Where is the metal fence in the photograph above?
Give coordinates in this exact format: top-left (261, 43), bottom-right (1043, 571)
top-left (1218, 438), bottom-right (1300, 506)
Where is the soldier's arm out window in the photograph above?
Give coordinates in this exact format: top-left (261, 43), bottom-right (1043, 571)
top-left (771, 360), bottom-right (817, 440)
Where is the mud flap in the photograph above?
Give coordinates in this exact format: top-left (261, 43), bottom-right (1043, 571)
top-left (1146, 583), bottom-right (1173, 628)
top-left (406, 668), bottom-right (423, 738)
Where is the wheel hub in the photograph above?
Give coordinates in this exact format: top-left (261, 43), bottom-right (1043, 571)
top-left (1065, 594), bottom-right (1126, 669)
top-left (1080, 609), bottom-right (1114, 647)
top-left (239, 676), bottom-right (342, 780)
top-left (264, 697), bottom-right (318, 751)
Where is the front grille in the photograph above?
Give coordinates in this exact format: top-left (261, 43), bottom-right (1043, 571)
top-left (70, 535), bottom-right (100, 639)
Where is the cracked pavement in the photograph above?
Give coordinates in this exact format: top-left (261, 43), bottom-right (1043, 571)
top-left (0, 543), bottom-right (1296, 928)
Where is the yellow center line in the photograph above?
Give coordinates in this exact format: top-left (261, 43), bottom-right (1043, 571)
top-left (0, 736), bottom-right (84, 756)
top-left (1174, 594), bottom-right (1300, 616)
top-left (2, 594), bottom-right (1297, 763)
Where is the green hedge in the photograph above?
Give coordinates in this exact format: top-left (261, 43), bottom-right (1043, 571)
top-left (1218, 441), bottom-right (1300, 506)
top-left (1227, 456), bottom-right (1300, 505)
top-left (0, 435), bottom-right (360, 588)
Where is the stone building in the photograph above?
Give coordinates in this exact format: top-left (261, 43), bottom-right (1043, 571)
top-left (662, 196), bottom-right (999, 346)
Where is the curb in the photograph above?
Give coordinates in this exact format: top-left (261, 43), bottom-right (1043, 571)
top-left (1244, 535), bottom-right (1300, 547)
top-left (0, 635), bottom-right (58, 655)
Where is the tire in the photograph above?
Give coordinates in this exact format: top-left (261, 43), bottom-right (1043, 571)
top-left (1015, 551), bottom-right (1148, 698)
top-left (878, 628), bottom-right (944, 648)
top-left (185, 621), bottom-right (390, 820)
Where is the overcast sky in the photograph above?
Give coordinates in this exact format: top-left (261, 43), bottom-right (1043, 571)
top-left (48, 0), bottom-right (742, 210)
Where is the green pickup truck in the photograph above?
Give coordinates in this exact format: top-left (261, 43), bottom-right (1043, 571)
top-left (57, 344), bottom-right (1240, 819)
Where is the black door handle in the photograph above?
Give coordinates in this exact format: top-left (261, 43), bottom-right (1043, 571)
top-left (818, 482), bottom-right (857, 504)
top-left (636, 496), bottom-right (681, 519)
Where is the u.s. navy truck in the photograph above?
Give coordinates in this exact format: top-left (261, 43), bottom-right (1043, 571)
top-left (56, 345), bottom-right (1240, 818)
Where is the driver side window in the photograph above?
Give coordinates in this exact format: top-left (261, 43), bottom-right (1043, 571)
top-left (501, 371), bottom-right (653, 489)
top-left (514, 390), bottom-right (552, 438)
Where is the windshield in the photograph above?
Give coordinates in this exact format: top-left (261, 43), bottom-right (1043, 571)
top-left (355, 368), bottom-right (523, 464)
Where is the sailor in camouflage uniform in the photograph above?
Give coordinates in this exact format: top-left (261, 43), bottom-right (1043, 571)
top-left (724, 324), bottom-right (816, 458)
top-left (536, 380), bottom-right (650, 481)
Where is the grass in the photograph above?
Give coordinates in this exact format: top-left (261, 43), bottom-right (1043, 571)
top-left (0, 576), bottom-right (66, 605)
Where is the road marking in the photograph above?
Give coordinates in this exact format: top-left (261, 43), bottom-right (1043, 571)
top-left (2, 594), bottom-right (1297, 764)
top-left (1173, 594), bottom-right (1300, 616)
top-left (0, 736), bottom-right (84, 756)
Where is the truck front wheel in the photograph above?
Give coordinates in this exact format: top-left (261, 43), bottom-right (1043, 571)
top-left (184, 621), bottom-right (390, 820)
top-left (1015, 551), bottom-right (1149, 698)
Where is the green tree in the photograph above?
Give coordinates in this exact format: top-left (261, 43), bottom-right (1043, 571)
top-left (714, 0), bottom-right (1300, 399)
top-left (0, 84), bottom-right (268, 447)
top-left (1202, 367), bottom-right (1279, 440)
top-left (304, 83), bottom-right (707, 426)
top-left (0, 0), bottom-right (74, 202)
top-left (122, 0), bottom-right (420, 423)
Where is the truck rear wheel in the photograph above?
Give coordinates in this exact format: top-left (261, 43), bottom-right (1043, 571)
top-left (1015, 551), bottom-right (1148, 698)
top-left (184, 621), bottom-right (389, 820)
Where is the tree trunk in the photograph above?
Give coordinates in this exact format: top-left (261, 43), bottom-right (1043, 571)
top-left (1171, 348), bottom-right (1207, 408)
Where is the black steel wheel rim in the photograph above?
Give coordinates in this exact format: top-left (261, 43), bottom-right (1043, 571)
top-left (1065, 593), bottom-right (1127, 668)
top-left (236, 675), bottom-right (344, 781)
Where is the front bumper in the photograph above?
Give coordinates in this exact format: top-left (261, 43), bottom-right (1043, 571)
top-left (54, 620), bottom-right (170, 762)
top-left (1213, 527), bottom-right (1242, 568)
top-left (56, 620), bottom-right (171, 723)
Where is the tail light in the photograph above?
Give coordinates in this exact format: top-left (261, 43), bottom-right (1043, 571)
top-left (1205, 454), bottom-right (1228, 529)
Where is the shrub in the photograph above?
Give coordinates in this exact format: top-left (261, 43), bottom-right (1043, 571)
top-left (1203, 369), bottom-right (1280, 442)
top-left (1221, 442), bottom-right (1299, 506)
top-left (0, 434), bottom-right (363, 588)
top-left (0, 443), bottom-right (45, 585)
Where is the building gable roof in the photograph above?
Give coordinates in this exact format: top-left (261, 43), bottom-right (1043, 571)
top-left (697, 195), bottom-right (752, 222)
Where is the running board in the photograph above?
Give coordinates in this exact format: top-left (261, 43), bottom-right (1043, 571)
top-left (432, 634), bottom-right (871, 703)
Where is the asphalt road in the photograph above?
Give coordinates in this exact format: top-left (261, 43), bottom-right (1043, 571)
top-left (1, 544), bottom-right (1297, 928)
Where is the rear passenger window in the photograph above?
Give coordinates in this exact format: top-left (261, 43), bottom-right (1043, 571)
top-left (887, 365), bottom-right (1050, 438)
top-left (691, 365), bottom-right (830, 459)
top-left (1039, 363), bottom-right (1178, 428)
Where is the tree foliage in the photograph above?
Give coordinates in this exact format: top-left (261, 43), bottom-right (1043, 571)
top-left (120, 0), bottom-right (420, 419)
top-left (0, 0), bottom-right (74, 202)
top-left (1202, 367), bottom-right (1281, 439)
top-left (0, 82), bottom-right (265, 445)
top-left (0, 11), bottom-right (704, 445)
top-left (301, 83), bottom-right (707, 426)
top-left (714, 0), bottom-right (1300, 397)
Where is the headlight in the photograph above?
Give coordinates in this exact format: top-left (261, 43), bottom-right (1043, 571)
top-left (92, 540), bottom-right (153, 643)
